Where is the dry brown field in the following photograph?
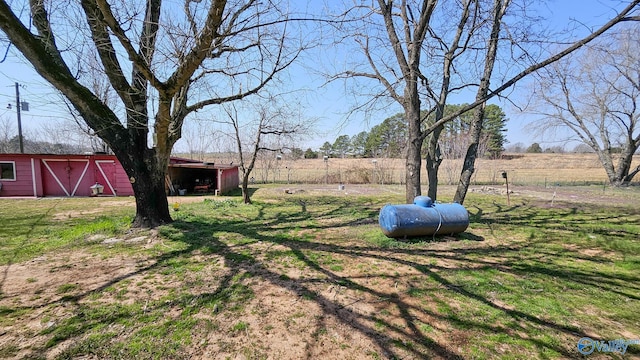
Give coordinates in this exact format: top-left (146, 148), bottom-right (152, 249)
top-left (193, 153), bottom-right (640, 186)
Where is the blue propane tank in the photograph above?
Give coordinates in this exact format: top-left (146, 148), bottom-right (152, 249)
top-left (379, 196), bottom-right (469, 238)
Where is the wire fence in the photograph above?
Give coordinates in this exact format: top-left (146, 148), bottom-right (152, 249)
top-left (185, 153), bottom-right (639, 187)
top-left (245, 158), bottom-right (637, 188)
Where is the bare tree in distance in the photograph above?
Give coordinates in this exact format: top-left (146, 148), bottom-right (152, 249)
top-left (33, 119), bottom-right (92, 150)
top-left (68, 51), bottom-right (122, 154)
top-left (179, 118), bottom-right (220, 161)
top-left (0, 116), bottom-right (15, 153)
top-left (0, 0), bottom-right (308, 227)
top-left (573, 143), bottom-right (596, 154)
top-left (330, 0), bottom-right (640, 204)
top-left (505, 142), bottom-right (526, 153)
top-left (528, 26), bottom-right (640, 185)
top-left (223, 95), bottom-right (312, 204)
top-left (44, 59), bottom-right (117, 154)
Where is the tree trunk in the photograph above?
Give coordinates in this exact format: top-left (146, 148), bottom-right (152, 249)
top-left (405, 140), bottom-right (423, 203)
top-left (623, 164), bottom-right (640, 184)
top-left (116, 148), bottom-right (172, 228)
top-left (614, 145), bottom-right (638, 185)
top-left (404, 97), bottom-right (424, 204)
top-left (425, 125), bottom-right (443, 200)
top-left (454, 112), bottom-right (483, 204)
top-left (130, 173), bottom-right (172, 228)
top-left (591, 146), bottom-right (618, 184)
top-left (241, 172), bottom-right (252, 204)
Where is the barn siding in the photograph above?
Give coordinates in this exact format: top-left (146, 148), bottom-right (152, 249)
top-left (33, 158), bottom-right (44, 197)
top-left (41, 158), bottom-right (91, 196)
top-left (106, 156), bottom-right (135, 196)
top-left (219, 167), bottom-right (239, 194)
top-left (0, 158), bottom-right (35, 196)
top-left (0, 154), bottom-right (135, 197)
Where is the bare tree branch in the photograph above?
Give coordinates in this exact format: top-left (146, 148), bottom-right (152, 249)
top-left (426, 0), bottom-right (640, 137)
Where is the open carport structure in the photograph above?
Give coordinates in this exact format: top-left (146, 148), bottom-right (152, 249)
top-left (167, 157), bottom-right (239, 196)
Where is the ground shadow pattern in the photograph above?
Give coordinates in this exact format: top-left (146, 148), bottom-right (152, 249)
top-left (1, 194), bottom-right (639, 359)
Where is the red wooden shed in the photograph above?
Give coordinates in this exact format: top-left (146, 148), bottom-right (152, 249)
top-left (0, 154), bottom-right (239, 198)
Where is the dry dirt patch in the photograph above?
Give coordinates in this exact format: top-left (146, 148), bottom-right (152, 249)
top-left (1, 230), bottom-right (475, 359)
top-left (0, 247), bottom-right (154, 358)
top-left (50, 198), bottom-right (136, 220)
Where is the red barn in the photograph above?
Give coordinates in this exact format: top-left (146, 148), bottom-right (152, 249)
top-left (0, 154), bottom-right (239, 198)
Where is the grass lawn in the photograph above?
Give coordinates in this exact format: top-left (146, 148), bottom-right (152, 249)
top-left (0, 184), bottom-right (638, 359)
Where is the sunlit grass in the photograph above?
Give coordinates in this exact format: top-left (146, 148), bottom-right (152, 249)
top-left (0, 185), bottom-right (639, 359)
top-left (0, 198), bottom-right (134, 265)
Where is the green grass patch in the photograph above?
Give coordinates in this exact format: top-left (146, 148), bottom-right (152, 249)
top-left (1, 185), bottom-right (639, 359)
top-left (0, 199), bottom-right (133, 265)
top-left (232, 321), bottom-right (249, 332)
top-left (56, 283), bottom-right (80, 294)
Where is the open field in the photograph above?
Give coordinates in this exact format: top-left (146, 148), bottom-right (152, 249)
top-left (192, 152), bottom-right (640, 186)
top-left (0, 183), bottom-right (639, 359)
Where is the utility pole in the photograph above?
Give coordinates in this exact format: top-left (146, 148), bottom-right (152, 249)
top-left (15, 82), bottom-right (24, 153)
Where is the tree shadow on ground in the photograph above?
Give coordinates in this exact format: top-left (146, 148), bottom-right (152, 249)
top-left (174, 208), bottom-right (630, 359)
top-left (19, 196), bottom-right (640, 359)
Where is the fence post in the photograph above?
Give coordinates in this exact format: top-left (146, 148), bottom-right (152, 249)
top-left (501, 171), bottom-right (510, 206)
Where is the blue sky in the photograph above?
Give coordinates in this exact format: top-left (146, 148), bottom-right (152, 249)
top-left (0, 0), bottom-right (633, 152)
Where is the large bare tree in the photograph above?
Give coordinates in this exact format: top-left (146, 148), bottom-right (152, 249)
top-left (332, 0), bottom-right (529, 202)
top-left (0, 0), bottom-right (302, 227)
top-left (333, 0), bottom-right (639, 204)
top-left (528, 26), bottom-right (640, 186)
top-left (335, 0), bottom-right (442, 203)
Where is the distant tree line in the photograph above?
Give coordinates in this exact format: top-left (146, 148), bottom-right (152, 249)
top-left (0, 135), bottom-right (93, 155)
top-left (505, 142), bottom-right (635, 154)
top-left (308, 104), bottom-right (507, 160)
top-left (0, 116), bottom-right (110, 155)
